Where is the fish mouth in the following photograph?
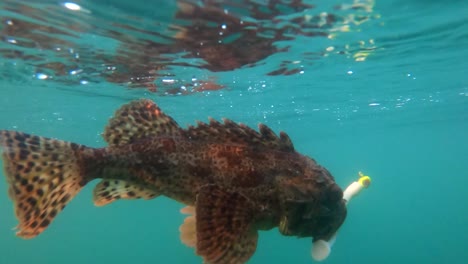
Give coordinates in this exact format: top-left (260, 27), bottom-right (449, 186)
top-left (313, 201), bottom-right (347, 241)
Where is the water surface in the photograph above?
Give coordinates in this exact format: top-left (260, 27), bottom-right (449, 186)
top-left (0, 1), bottom-right (467, 263)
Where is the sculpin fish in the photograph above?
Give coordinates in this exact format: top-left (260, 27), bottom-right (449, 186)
top-left (0, 99), bottom-right (346, 263)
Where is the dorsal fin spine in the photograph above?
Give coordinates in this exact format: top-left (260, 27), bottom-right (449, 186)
top-left (103, 99), bottom-right (181, 146)
top-left (185, 118), bottom-right (295, 152)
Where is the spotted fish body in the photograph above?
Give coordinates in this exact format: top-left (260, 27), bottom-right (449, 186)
top-left (0, 99), bottom-right (346, 264)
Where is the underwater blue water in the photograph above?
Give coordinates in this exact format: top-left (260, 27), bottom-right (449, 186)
top-left (0, 0), bottom-right (467, 263)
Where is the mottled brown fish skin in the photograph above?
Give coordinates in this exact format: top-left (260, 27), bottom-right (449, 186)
top-left (0, 99), bottom-right (347, 263)
top-left (80, 134), bottom-right (346, 239)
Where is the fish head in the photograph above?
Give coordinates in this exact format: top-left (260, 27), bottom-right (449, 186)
top-left (278, 163), bottom-right (347, 241)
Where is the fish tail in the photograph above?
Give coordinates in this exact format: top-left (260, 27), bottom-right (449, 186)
top-left (0, 130), bottom-right (89, 239)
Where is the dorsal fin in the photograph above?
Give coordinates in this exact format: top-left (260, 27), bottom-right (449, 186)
top-left (184, 118), bottom-right (295, 152)
top-left (103, 99), bottom-right (182, 146)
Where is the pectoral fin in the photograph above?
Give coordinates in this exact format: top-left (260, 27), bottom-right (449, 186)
top-left (195, 185), bottom-right (258, 264)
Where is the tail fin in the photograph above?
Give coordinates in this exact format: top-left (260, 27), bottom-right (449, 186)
top-left (0, 130), bottom-right (88, 238)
